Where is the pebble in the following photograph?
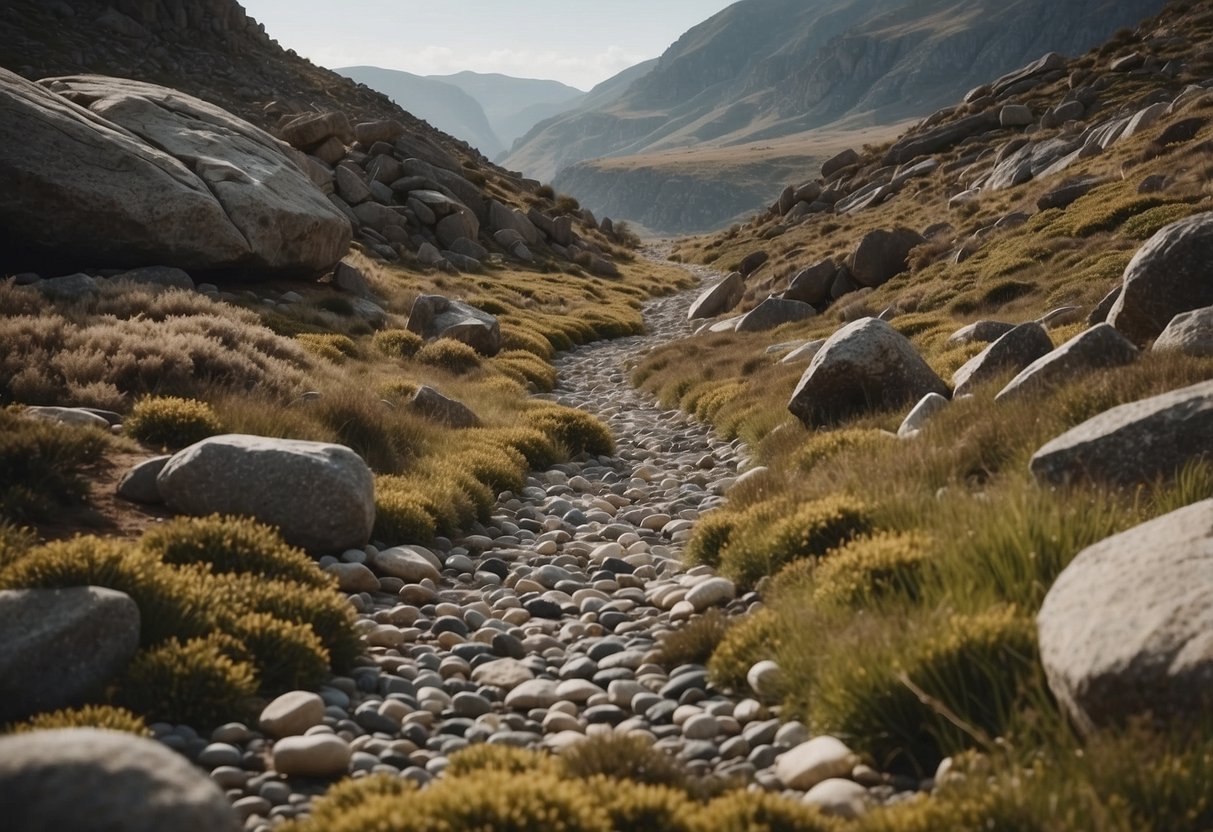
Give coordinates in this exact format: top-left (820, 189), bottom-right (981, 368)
top-left (171, 254), bottom-right (899, 821)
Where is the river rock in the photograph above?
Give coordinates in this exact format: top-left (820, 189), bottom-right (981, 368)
top-left (1109, 212), bottom-right (1213, 343)
top-left (271, 734), bottom-right (352, 779)
top-left (156, 435), bottom-right (376, 555)
top-left (0, 587), bottom-right (140, 723)
top-left (0, 729), bottom-right (240, 830)
top-left (995, 324), bottom-right (1139, 402)
top-left (776, 736), bottom-right (859, 790)
top-left (374, 546), bottom-right (442, 583)
top-left (1030, 379), bottom-right (1213, 486)
top-left (850, 228), bottom-right (925, 288)
top-left (0, 71), bottom-right (350, 276)
top-left (259, 691), bottom-right (326, 739)
top-left (406, 294), bottom-right (501, 356)
top-left (685, 577), bottom-right (736, 611)
top-left (789, 318), bottom-right (949, 428)
top-left (1152, 306), bottom-right (1213, 357)
top-left (1038, 499), bottom-right (1213, 732)
top-left (687, 272), bottom-right (744, 320)
top-left (952, 322), bottom-right (1054, 397)
top-left (803, 778), bottom-right (870, 819)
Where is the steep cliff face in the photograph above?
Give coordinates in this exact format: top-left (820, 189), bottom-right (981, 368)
top-left (509, 0), bottom-right (1168, 232)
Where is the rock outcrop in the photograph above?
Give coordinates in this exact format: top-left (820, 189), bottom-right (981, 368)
top-left (156, 435), bottom-right (376, 555)
top-left (1109, 212), bottom-right (1213, 343)
top-left (952, 322), bottom-right (1054, 397)
top-left (1030, 379), bottom-right (1213, 486)
top-left (406, 295), bottom-right (502, 356)
top-left (789, 318), bottom-right (949, 428)
top-left (0, 587), bottom-right (140, 723)
top-left (0, 729), bottom-right (240, 831)
top-left (995, 324), bottom-right (1139, 402)
top-left (0, 69), bottom-right (351, 276)
top-left (1038, 499), bottom-right (1213, 732)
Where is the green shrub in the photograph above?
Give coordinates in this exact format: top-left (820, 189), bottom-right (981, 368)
top-left (493, 349), bottom-right (558, 391)
top-left (527, 403), bottom-right (614, 457)
top-left (227, 612), bottom-right (329, 690)
top-left (812, 606), bottom-right (1039, 771)
top-left (295, 333), bottom-right (359, 363)
top-left (124, 396), bottom-right (224, 449)
top-left (587, 777), bottom-right (698, 832)
top-left (372, 328), bottom-right (424, 359)
top-left (696, 789), bottom-right (841, 832)
top-left (501, 324), bottom-right (556, 358)
top-left (487, 426), bottom-right (560, 470)
top-left (654, 609), bottom-right (734, 669)
top-left (812, 531), bottom-right (932, 608)
top-left (446, 744), bottom-right (559, 778)
top-left (138, 515), bottom-right (332, 589)
top-left (0, 408), bottom-right (109, 523)
top-left (794, 429), bottom-right (892, 473)
top-left (718, 495), bottom-right (873, 588)
top-left (416, 338), bottom-right (482, 374)
top-left (374, 478), bottom-right (438, 543)
top-left (286, 771), bottom-right (610, 832)
top-left (6, 705), bottom-right (149, 736)
top-left (559, 733), bottom-right (689, 790)
top-left (684, 512), bottom-right (738, 570)
top-left (120, 635), bottom-right (259, 730)
top-left (709, 607), bottom-right (782, 691)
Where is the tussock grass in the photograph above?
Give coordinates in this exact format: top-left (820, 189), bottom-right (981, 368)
top-left (0, 407), bottom-right (110, 524)
top-left (0, 516), bottom-right (356, 729)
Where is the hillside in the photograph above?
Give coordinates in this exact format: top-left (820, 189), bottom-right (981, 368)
top-left (508, 0), bottom-right (1168, 232)
top-left (4, 0), bottom-right (1213, 830)
top-left (337, 67), bottom-right (506, 158)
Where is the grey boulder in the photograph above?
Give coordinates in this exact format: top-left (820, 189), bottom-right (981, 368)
top-left (116, 455), bottom-right (170, 504)
top-left (406, 294), bottom-right (501, 356)
top-left (0, 587), bottom-right (140, 723)
top-left (788, 318), bottom-right (949, 428)
top-left (1030, 379), bottom-right (1213, 486)
top-left (782, 259), bottom-right (837, 307)
top-left (1038, 499), bottom-right (1213, 732)
top-left (735, 297), bottom-right (816, 333)
top-left (952, 322), bottom-right (1054, 397)
top-left (0, 71), bottom-right (351, 276)
top-left (687, 272), bottom-right (744, 320)
top-left (850, 228), bottom-right (924, 288)
top-left (409, 385), bottom-right (481, 428)
top-left (1152, 306), bottom-right (1213, 357)
top-left (1109, 212), bottom-right (1213, 343)
top-left (156, 435), bottom-right (375, 555)
top-left (995, 324), bottom-right (1139, 402)
top-left (0, 728), bottom-right (240, 831)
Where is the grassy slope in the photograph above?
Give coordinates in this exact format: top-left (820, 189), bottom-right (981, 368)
top-left (632, 2), bottom-right (1213, 827)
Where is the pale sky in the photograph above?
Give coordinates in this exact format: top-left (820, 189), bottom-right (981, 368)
top-left (240, 0), bottom-right (739, 91)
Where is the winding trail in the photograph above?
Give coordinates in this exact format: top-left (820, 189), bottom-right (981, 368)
top-left (200, 256), bottom-right (842, 830)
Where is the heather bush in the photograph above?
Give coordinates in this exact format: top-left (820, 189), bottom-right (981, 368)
top-left (124, 396), bottom-right (224, 449)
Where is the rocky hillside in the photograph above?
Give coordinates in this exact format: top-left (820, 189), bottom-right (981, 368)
top-left (506, 0), bottom-right (1167, 233)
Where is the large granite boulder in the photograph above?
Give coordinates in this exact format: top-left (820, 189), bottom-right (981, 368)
top-left (687, 272), bottom-right (744, 320)
top-left (0, 728), bottom-right (240, 831)
top-left (850, 228), bottom-right (925, 288)
top-left (1038, 499), bottom-right (1213, 732)
top-left (0, 587), bottom-right (140, 723)
top-left (1152, 306), bottom-right (1213, 357)
top-left (782, 259), bottom-right (838, 307)
top-left (0, 70), bottom-right (351, 276)
top-left (995, 324), bottom-right (1139, 402)
top-left (735, 297), bottom-right (816, 333)
top-left (406, 294), bottom-right (501, 356)
top-left (1109, 212), bottom-right (1213, 343)
top-left (788, 318), bottom-right (949, 428)
top-left (952, 322), bottom-right (1054, 397)
top-left (1030, 379), bottom-right (1213, 486)
top-left (156, 435), bottom-right (375, 555)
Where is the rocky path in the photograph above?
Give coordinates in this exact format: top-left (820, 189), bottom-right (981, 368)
top-left (178, 256), bottom-right (865, 830)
